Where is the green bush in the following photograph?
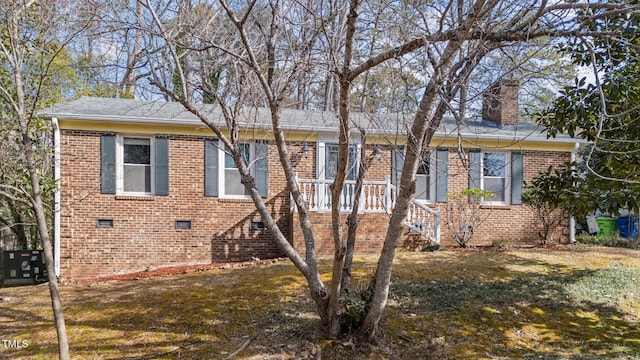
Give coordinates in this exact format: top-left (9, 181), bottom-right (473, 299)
top-left (521, 167), bottom-right (573, 244)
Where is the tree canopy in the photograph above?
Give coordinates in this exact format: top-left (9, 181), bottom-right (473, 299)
top-left (536, 9), bottom-right (640, 216)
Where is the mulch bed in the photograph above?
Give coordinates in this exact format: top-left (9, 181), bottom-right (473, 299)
top-left (69, 243), bottom-right (572, 284)
top-left (70, 258), bottom-right (286, 285)
top-left (447, 243), bottom-right (572, 252)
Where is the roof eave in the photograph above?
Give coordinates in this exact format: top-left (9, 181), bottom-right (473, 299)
top-left (45, 112), bottom-right (584, 145)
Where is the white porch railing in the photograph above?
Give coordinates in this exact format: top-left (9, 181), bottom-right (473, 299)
top-left (293, 175), bottom-right (440, 243)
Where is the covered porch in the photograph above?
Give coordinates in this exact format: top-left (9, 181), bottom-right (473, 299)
top-left (293, 175), bottom-right (441, 244)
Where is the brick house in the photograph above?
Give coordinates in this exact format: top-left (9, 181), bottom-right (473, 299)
top-left (42, 81), bottom-right (579, 280)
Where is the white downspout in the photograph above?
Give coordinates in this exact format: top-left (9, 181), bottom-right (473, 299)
top-left (569, 142), bottom-right (580, 243)
top-left (52, 117), bottom-right (61, 277)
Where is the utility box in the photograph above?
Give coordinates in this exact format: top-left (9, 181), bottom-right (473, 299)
top-left (2, 250), bottom-right (47, 285)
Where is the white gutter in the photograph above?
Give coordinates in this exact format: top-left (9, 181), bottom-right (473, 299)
top-left (47, 113), bottom-right (582, 146)
top-left (569, 142), bottom-right (580, 243)
top-left (52, 117), bottom-right (61, 277)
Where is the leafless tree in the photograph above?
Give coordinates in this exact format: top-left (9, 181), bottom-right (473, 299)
top-left (0, 1), bottom-right (96, 358)
top-left (133, 0), bottom-right (637, 339)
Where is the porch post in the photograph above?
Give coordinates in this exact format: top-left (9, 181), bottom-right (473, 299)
top-left (291, 173), bottom-right (298, 212)
top-left (384, 176), bottom-right (391, 211)
top-left (434, 211), bottom-right (441, 244)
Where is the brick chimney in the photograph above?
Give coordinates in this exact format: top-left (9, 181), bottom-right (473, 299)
top-left (482, 79), bottom-right (519, 126)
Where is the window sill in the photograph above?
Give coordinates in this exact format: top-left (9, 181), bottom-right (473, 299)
top-left (219, 197), bottom-right (253, 203)
top-left (480, 204), bottom-right (511, 210)
top-left (415, 200), bottom-right (436, 207)
top-left (115, 195), bottom-right (155, 201)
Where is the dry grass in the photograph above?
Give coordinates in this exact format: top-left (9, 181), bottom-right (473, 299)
top-left (1, 244), bottom-right (639, 359)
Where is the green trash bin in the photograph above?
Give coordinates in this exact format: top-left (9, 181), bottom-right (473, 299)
top-left (596, 217), bottom-right (618, 237)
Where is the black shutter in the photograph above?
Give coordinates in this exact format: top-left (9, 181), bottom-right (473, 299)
top-left (204, 139), bottom-right (219, 196)
top-left (468, 150), bottom-right (481, 189)
top-left (255, 141), bottom-right (268, 198)
top-left (154, 137), bottom-right (169, 196)
top-left (511, 152), bottom-right (524, 205)
top-left (100, 134), bottom-right (116, 194)
top-left (391, 146), bottom-right (404, 186)
top-left (435, 149), bottom-right (449, 202)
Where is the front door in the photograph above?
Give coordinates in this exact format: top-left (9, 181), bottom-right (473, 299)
top-left (415, 154), bottom-right (431, 202)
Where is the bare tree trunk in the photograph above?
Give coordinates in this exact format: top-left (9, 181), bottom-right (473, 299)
top-left (8, 203), bottom-right (29, 249)
top-left (181, 0), bottom-right (196, 103)
top-left (24, 135), bottom-right (70, 360)
top-left (341, 132), bottom-right (370, 295)
top-left (321, 0), bottom-right (362, 339)
top-left (361, 38), bottom-right (464, 334)
top-left (361, 29), bottom-right (491, 333)
top-left (16, 77), bottom-right (70, 360)
top-left (360, 88), bottom-right (434, 335)
top-left (323, 73), bottom-right (334, 111)
top-left (8, 4), bottom-right (70, 356)
top-left (122, 0), bottom-right (144, 98)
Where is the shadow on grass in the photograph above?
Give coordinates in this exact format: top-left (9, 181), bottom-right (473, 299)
top-left (57, 263), bottom-right (323, 359)
top-left (1, 250), bottom-right (639, 359)
top-left (387, 251), bottom-right (640, 359)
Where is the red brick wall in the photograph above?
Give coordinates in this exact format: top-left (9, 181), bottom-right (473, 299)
top-left (290, 147), bottom-right (571, 254)
top-left (60, 130), bottom-right (571, 279)
top-left (447, 149), bottom-right (570, 246)
top-left (482, 80), bottom-right (520, 126)
top-left (59, 130), bottom-right (288, 280)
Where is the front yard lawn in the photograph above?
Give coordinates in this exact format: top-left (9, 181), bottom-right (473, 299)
top-left (1, 244), bottom-right (639, 359)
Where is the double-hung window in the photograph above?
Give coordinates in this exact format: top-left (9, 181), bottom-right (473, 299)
top-left (121, 137), bottom-right (152, 194)
top-left (223, 143), bottom-right (251, 197)
top-left (469, 150), bottom-right (523, 206)
top-left (482, 152), bottom-right (508, 203)
top-left (203, 140), bottom-right (268, 198)
top-left (100, 134), bottom-right (169, 196)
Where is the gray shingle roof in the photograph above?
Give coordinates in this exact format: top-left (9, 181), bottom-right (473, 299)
top-left (41, 96), bottom-right (577, 144)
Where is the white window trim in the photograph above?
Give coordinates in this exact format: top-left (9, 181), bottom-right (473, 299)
top-left (480, 151), bottom-right (511, 206)
top-left (115, 135), bottom-right (155, 196)
top-left (218, 142), bottom-right (255, 199)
